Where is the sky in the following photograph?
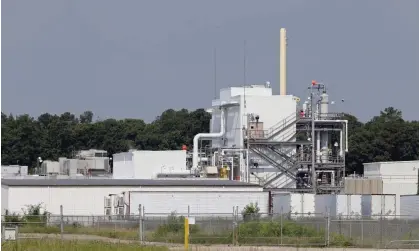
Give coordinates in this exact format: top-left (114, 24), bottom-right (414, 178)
top-left (2, 0), bottom-right (418, 122)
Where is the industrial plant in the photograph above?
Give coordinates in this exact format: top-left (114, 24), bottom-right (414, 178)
top-left (2, 28), bottom-right (419, 220)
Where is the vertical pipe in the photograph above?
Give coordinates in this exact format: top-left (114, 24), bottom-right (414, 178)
top-left (246, 150), bottom-right (249, 182)
top-left (339, 130), bottom-right (343, 157)
top-left (311, 90), bottom-right (317, 193)
top-left (280, 28), bottom-right (287, 95)
top-left (231, 157), bottom-right (234, 180)
top-left (316, 131), bottom-right (321, 163)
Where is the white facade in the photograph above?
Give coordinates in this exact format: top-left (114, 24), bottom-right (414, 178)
top-left (209, 85), bottom-right (298, 187)
top-left (113, 150), bottom-right (187, 179)
top-left (364, 160), bottom-right (419, 215)
top-left (2, 185), bottom-right (9, 214)
top-left (2, 180), bottom-right (263, 215)
top-left (1, 165), bottom-right (28, 177)
top-left (128, 191), bottom-right (268, 216)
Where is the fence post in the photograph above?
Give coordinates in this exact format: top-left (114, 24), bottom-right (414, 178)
top-left (60, 205), bottom-right (64, 240)
top-left (326, 212), bottom-right (330, 246)
top-left (184, 217), bottom-right (189, 251)
top-left (232, 206), bottom-right (235, 246)
top-left (138, 204), bottom-right (143, 243)
top-left (361, 216), bottom-right (364, 246)
top-left (280, 207), bottom-right (283, 245)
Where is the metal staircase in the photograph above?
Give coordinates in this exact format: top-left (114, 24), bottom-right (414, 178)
top-left (248, 112), bottom-right (300, 141)
top-left (250, 147), bottom-right (297, 180)
top-left (246, 111), bottom-right (310, 189)
top-left (264, 112), bottom-right (299, 140)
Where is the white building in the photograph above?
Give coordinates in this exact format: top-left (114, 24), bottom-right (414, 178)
top-left (208, 84), bottom-right (298, 187)
top-left (112, 150), bottom-right (188, 179)
top-left (363, 160), bottom-right (419, 215)
top-left (1, 178), bottom-right (267, 216)
top-left (1, 165), bottom-right (28, 178)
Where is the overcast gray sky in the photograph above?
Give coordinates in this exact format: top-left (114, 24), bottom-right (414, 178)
top-left (2, 0), bottom-right (418, 122)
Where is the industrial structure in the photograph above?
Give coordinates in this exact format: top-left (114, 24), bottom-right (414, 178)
top-left (190, 28), bottom-right (348, 193)
top-left (2, 149), bottom-right (112, 178)
top-left (1, 179), bottom-right (266, 216)
top-left (2, 28), bottom-right (418, 220)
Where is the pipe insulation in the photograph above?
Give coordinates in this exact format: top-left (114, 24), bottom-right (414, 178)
top-left (192, 108), bottom-right (226, 170)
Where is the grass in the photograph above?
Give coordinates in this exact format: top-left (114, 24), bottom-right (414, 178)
top-left (13, 219), bottom-right (353, 247)
top-left (1, 239), bottom-right (168, 251)
top-left (3, 207), bottom-right (354, 248)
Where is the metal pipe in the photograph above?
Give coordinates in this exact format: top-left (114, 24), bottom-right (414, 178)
top-left (230, 157), bottom-right (234, 180)
top-left (221, 148), bottom-right (247, 155)
top-left (310, 91), bottom-right (317, 193)
top-left (192, 108), bottom-right (225, 170)
top-left (245, 150), bottom-right (249, 182)
top-left (221, 148), bottom-right (248, 181)
top-left (316, 131), bottom-right (321, 163)
top-left (314, 120), bottom-right (348, 152)
top-left (280, 28), bottom-right (287, 95)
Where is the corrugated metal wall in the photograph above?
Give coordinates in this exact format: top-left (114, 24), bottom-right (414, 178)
top-left (128, 191), bottom-right (269, 216)
top-left (5, 186), bottom-right (263, 215)
top-left (273, 193), bottom-right (396, 219)
top-left (344, 178), bottom-right (383, 194)
top-left (400, 195), bottom-right (419, 219)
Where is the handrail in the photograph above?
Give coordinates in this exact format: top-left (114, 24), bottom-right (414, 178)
top-left (250, 148), bottom-right (296, 180)
top-left (264, 112), bottom-right (298, 139)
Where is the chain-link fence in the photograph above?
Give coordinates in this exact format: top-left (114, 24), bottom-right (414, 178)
top-left (2, 207), bottom-right (419, 249)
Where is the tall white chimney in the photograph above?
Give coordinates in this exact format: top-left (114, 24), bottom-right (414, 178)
top-left (280, 28), bottom-right (287, 95)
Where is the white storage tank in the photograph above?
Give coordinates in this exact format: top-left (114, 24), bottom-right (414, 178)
top-left (272, 193), bottom-right (315, 218)
top-left (400, 195), bottom-right (419, 219)
top-left (361, 194), bottom-right (396, 219)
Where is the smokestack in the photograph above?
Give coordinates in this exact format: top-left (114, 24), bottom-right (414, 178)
top-left (280, 28), bottom-right (287, 95)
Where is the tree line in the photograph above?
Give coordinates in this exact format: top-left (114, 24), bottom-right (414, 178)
top-left (1, 107), bottom-right (418, 174)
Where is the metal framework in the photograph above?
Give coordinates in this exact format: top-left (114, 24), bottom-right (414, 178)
top-left (245, 84), bottom-right (347, 194)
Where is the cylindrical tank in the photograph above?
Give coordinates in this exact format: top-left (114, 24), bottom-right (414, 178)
top-left (320, 132), bottom-right (329, 163)
top-left (320, 92), bottom-right (329, 119)
top-left (316, 132), bottom-right (321, 163)
top-left (302, 102), bottom-right (308, 117)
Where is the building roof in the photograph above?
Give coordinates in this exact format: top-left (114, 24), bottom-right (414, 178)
top-left (1, 178), bottom-right (261, 187)
top-left (363, 160), bottom-right (419, 165)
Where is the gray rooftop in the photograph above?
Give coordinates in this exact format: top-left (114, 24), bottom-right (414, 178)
top-left (1, 178), bottom-right (261, 187)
